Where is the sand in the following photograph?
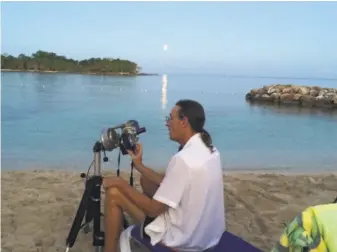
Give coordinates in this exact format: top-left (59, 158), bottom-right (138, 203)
top-left (1, 169), bottom-right (337, 252)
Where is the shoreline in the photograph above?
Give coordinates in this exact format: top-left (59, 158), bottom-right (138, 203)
top-left (2, 169), bottom-right (336, 252)
top-left (1, 68), bottom-right (158, 77)
top-left (2, 164), bottom-right (337, 176)
top-left (3, 166), bottom-right (337, 171)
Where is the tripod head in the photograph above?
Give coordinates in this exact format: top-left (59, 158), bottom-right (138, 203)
top-left (100, 119), bottom-right (146, 155)
top-left (82, 119), bottom-right (146, 181)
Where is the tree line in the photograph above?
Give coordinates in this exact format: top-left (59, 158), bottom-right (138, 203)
top-left (1, 50), bottom-right (141, 75)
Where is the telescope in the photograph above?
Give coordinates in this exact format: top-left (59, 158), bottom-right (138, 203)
top-left (65, 120), bottom-right (146, 252)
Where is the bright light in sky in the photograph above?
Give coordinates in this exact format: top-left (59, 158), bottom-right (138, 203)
top-left (163, 44), bottom-right (168, 51)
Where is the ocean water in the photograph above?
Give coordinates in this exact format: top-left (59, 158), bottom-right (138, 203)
top-left (1, 71), bottom-right (337, 172)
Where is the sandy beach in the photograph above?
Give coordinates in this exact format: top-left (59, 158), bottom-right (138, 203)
top-left (1, 169), bottom-right (337, 252)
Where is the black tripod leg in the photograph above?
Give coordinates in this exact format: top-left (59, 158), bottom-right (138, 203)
top-left (92, 177), bottom-right (105, 247)
top-left (65, 178), bottom-right (94, 249)
top-left (83, 195), bottom-right (94, 233)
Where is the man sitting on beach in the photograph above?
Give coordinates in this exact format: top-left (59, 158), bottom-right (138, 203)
top-left (102, 99), bottom-right (225, 252)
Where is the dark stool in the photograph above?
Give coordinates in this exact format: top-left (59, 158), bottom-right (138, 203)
top-left (130, 224), bottom-right (263, 252)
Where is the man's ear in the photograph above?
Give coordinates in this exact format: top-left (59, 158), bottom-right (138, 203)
top-left (181, 117), bottom-right (189, 128)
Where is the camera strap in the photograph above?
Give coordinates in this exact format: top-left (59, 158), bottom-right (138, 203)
top-left (130, 161), bottom-right (134, 186)
top-left (117, 149), bottom-right (121, 177)
top-left (116, 149), bottom-right (134, 187)
top-left (116, 148), bottom-right (134, 187)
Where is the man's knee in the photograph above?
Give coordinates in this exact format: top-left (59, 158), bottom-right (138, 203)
top-left (105, 186), bottom-right (146, 222)
top-left (106, 187), bottom-right (122, 205)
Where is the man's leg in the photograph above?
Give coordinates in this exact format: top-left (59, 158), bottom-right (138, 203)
top-left (104, 187), bottom-right (146, 252)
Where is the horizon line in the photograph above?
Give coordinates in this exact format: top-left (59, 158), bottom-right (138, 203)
top-left (2, 69), bottom-right (337, 82)
top-left (155, 72), bottom-right (337, 81)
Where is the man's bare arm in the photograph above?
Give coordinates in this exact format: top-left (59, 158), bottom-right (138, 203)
top-left (135, 163), bottom-right (165, 186)
top-left (127, 143), bottom-right (165, 186)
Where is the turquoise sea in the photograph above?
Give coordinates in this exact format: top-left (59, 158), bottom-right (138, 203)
top-left (1, 72), bottom-right (337, 172)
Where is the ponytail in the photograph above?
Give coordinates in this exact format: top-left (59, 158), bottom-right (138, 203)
top-left (200, 128), bottom-right (214, 153)
top-left (177, 130), bottom-right (214, 153)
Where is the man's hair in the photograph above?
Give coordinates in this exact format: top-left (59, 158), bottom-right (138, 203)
top-left (176, 99), bottom-right (214, 152)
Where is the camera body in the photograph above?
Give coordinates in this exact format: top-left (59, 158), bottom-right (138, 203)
top-left (100, 120), bottom-right (146, 155)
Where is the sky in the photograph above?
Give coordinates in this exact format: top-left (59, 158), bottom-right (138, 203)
top-left (1, 1), bottom-right (337, 78)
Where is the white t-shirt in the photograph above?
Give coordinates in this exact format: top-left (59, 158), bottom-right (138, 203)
top-left (144, 133), bottom-right (225, 251)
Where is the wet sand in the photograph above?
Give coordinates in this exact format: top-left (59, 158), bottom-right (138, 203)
top-left (1, 169), bottom-right (336, 252)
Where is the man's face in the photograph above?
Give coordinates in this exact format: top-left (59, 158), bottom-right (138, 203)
top-left (166, 105), bottom-right (185, 141)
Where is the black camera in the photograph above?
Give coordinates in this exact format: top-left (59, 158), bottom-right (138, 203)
top-left (100, 120), bottom-right (146, 155)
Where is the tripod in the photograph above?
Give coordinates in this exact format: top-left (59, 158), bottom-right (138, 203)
top-left (65, 140), bottom-right (134, 252)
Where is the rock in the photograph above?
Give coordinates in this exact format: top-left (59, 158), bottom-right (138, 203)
top-left (333, 96), bottom-right (337, 109)
top-left (293, 94), bottom-right (302, 101)
top-left (257, 89), bottom-right (266, 95)
top-left (255, 94), bottom-right (262, 100)
top-left (279, 84), bottom-right (291, 91)
top-left (279, 94), bottom-right (299, 105)
top-left (245, 93), bottom-right (253, 101)
top-left (291, 85), bottom-right (301, 93)
top-left (333, 95), bottom-right (337, 104)
top-left (280, 94), bottom-right (294, 101)
top-left (300, 95), bottom-right (315, 107)
top-left (271, 93), bottom-right (281, 103)
top-left (326, 92), bottom-right (336, 100)
top-left (298, 87), bottom-right (310, 95)
top-left (262, 85), bottom-right (270, 92)
top-left (249, 88), bottom-right (259, 96)
top-left (309, 90), bottom-right (319, 97)
top-left (245, 84), bottom-right (337, 110)
top-left (260, 94), bottom-right (274, 102)
top-left (282, 87), bottom-right (293, 94)
top-left (314, 97), bottom-right (333, 108)
top-left (319, 90), bottom-right (326, 97)
top-left (267, 87), bottom-right (278, 95)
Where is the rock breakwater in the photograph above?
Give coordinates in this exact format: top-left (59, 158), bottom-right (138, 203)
top-left (245, 84), bottom-right (337, 109)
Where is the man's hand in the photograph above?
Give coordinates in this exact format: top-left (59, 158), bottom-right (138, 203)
top-left (127, 143), bottom-right (165, 186)
top-left (127, 143), bottom-right (143, 168)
